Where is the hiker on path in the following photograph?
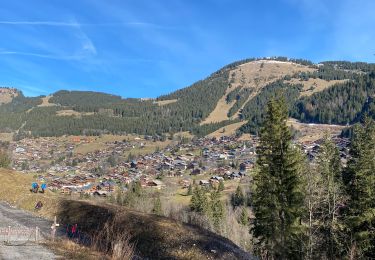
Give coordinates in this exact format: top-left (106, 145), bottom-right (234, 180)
top-left (31, 182), bottom-right (38, 193)
top-left (41, 183), bottom-right (47, 193)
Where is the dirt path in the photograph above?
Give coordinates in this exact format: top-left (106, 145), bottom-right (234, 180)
top-left (0, 202), bottom-right (58, 260)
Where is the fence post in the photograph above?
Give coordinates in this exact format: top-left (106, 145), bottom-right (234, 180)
top-left (35, 226), bottom-right (39, 242)
top-left (7, 226), bottom-right (11, 243)
top-left (51, 216), bottom-right (59, 242)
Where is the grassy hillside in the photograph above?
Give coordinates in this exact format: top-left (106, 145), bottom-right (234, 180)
top-left (0, 169), bottom-right (58, 217)
top-left (0, 169), bottom-right (252, 259)
top-left (58, 200), bottom-right (253, 259)
top-left (201, 59), bottom-right (315, 124)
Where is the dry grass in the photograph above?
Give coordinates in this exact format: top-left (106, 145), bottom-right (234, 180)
top-left (56, 110), bottom-right (95, 117)
top-left (172, 193), bottom-right (192, 206)
top-left (123, 140), bottom-right (172, 158)
top-left (91, 217), bottom-right (135, 260)
top-left (0, 168), bottom-right (251, 259)
top-left (45, 239), bottom-right (106, 260)
top-left (202, 60), bottom-right (316, 124)
top-left (0, 169), bottom-right (132, 259)
top-left (201, 87), bottom-right (237, 124)
top-left (207, 121), bottom-right (247, 138)
top-left (161, 178), bottom-right (253, 252)
top-left (229, 60), bottom-right (316, 118)
top-left (174, 131), bottom-right (194, 139)
top-left (57, 200), bottom-right (251, 259)
top-left (97, 135), bottom-right (129, 142)
top-left (0, 88), bottom-right (18, 104)
top-left (238, 133), bottom-right (252, 141)
top-left (231, 60), bottom-right (315, 91)
top-left (73, 135), bottom-right (128, 154)
top-left (74, 142), bottom-right (108, 155)
top-left (169, 174), bottom-right (246, 206)
top-left (38, 96), bottom-right (57, 107)
top-left (286, 78), bottom-right (349, 96)
top-left (73, 134), bottom-right (172, 156)
top-left (0, 169), bottom-right (59, 218)
top-left (0, 132), bottom-right (14, 142)
top-left (155, 99), bottom-right (178, 106)
top-left (287, 118), bottom-right (347, 142)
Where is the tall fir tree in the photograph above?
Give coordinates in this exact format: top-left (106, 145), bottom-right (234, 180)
top-left (190, 186), bottom-right (208, 213)
top-left (251, 97), bottom-right (305, 259)
top-left (209, 190), bottom-right (225, 231)
top-left (231, 185), bottom-right (245, 208)
top-left (308, 135), bottom-right (345, 259)
top-left (343, 117), bottom-right (375, 258)
top-left (304, 159), bottom-right (321, 260)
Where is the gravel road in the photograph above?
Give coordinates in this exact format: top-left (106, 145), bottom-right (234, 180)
top-left (0, 202), bottom-right (58, 260)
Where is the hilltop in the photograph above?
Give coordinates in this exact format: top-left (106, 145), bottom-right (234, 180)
top-left (0, 57), bottom-right (374, 139)
top-left (0, 87), bottom-right (19, 105)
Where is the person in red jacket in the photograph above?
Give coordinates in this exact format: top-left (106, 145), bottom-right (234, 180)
top-left (71, 224), bottom-right (78, 238)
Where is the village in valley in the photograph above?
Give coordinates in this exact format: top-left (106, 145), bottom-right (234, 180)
top-left (10, 134), bottom-right (255, 197)
top-left (9, 127), bottom-right (351, 201)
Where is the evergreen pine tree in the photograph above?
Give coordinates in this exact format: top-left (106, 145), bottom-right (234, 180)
top-left (190, 186), bottom-right (208, 213)
top-left (315, 135), bottom-right (344, 258)
top-left (210, 190), bottom-right (225, 231)
top-left (251, 97), bottom-right (305, 259)
top-left (231, 185), bottom-right (245, 208)
top-left (343, 117), bottom-right (375, 258)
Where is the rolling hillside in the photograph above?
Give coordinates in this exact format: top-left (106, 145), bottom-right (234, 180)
top-left (0, 57), bottom-right (374, 139)
top-left (0, 169), bottom-right (252, 259)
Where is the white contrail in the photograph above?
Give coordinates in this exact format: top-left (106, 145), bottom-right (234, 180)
top-left (0, 51), bottom-right (82, 60)
top-left (0, 21), bottom-right (80, 26)
top-left (0, 21), bottom-right (175, 29)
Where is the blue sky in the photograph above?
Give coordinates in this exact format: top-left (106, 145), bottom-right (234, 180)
top-left (0, 0), bottom-right (374, 98)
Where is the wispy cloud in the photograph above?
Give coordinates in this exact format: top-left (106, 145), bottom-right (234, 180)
top-left (0, 19), bottom-right (98, 61)
top-left (0, 21), bottom-right (80, 26)
top-left (74, 24), bottom-right (97, 57)
top-left (0, 20), bottom-right (177, 29)
top-left (0, 51), bottom-right (83, 60)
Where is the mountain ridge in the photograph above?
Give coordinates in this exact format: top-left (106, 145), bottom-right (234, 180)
top-left (0, 57), bottom-right (374, 139)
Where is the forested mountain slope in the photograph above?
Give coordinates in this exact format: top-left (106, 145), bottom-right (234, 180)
top-left (0, 57), bottom-right (374, 138)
